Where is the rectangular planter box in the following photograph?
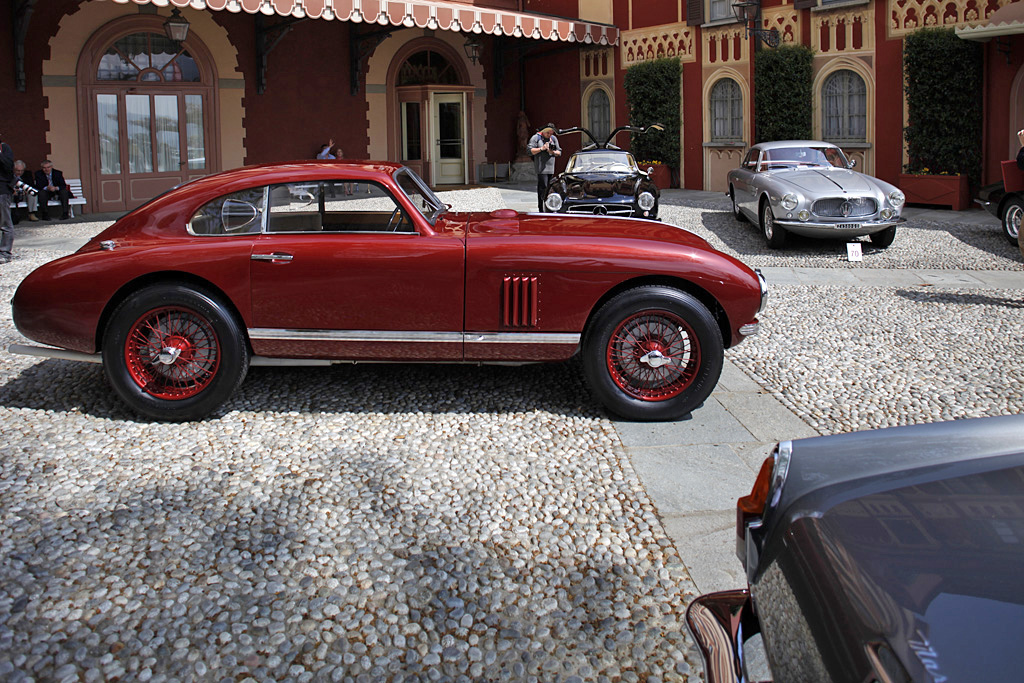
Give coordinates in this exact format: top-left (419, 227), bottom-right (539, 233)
top-left (645, 164), bottom-right (671, 189)
top-left (898, 173), bottom-right (970, 211)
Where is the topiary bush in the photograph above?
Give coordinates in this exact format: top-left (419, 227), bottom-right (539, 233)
top-left (903, 27), bottom-right (982, 184)
top-left (624, 58), bottom-right (681, 168)
top-left (754, 44), bottom-right (814, 142)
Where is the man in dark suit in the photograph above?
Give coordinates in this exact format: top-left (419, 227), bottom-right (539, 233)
top-left (35, 160), bottom-right (71, 220)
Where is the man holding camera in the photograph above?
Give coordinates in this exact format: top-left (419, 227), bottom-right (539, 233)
top-left (529, 123), bottom-right (561, 212)
top-left (12, 160), bottom-right (38, 224)
top-left (0, 132), bottom-right (14, 263)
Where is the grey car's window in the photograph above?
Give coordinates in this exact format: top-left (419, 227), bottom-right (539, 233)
top-left (267, 180), bottom-right (414, 233)
top-left (742, 149), bottom-right (759, 169)
top-left (761, 146), bottom-right (847, 169)
top-left (188, 187), bottom-right (265, 236)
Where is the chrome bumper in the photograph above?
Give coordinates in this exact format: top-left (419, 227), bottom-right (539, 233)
top-left (773, 216), bottom-right (904, 231)
top-left (685, 589), bottom-right (759, 683)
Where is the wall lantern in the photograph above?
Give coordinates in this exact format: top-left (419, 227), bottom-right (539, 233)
top-left (732, 0), bottom-right (780, 47)
top-left (164, 8), bottom-right (191, 44)
top-left (463, 35), bottom-right (482, 64)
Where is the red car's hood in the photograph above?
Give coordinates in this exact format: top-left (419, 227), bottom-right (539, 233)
top-left (464, 211), bottom-right (713, 250)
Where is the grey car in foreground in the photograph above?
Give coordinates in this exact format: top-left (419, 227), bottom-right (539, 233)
top-left (728, 140), bottom-right (905, 249)
top-left (686, 413), bottom-right (1024, 683)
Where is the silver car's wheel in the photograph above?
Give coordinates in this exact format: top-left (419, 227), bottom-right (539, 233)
top-left (761, 201), bottom-right (786, 249)
top-left (731, 186), bottom-right (746, 222)
top-left (1002, 197), bottom-right (1023, 246)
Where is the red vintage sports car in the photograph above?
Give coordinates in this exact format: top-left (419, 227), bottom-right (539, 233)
top-left (10, 161), bottom-right (766, 422)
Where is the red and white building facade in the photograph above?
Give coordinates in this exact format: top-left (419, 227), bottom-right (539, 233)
top-left (1, 0), bottom-right (1023, 211)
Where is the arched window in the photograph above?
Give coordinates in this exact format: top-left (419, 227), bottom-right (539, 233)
top-left (587, 88), bottom-right (611, 141)
top-left (97, 32), bottom-right (200, 82)
top-left (397, 50), bottom-right (460, 86)
top-left (822, 69), bottom-right (866, 142)
top-left (710, 78), bottom-right (742, 142)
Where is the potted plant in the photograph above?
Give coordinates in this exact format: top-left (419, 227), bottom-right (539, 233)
top-left (900, 28), bottom-right (982, 210)
top-left (638, 159), bottom-right (671, 188)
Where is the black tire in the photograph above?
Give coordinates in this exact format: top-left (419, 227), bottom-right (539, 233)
top-left (1018, 217), bottom-right (1024, 261)
top-left (1002, 197), bottom-right (1024, 246)
top-left (102, 284), bottom-right (250, 421)
top-left (761, 201), bottom-right (786, 248)
top-left (730, 186), bottom-right (746, 222)
top-left (582, 286), bottom-right (724, 421)
top-left (869, 225), bottom-right (897, 248)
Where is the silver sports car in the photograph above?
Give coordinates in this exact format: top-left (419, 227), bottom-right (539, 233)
top-left (728, 140), bottom-right (905, 249)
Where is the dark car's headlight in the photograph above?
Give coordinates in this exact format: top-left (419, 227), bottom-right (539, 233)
top-left (638, 192), bottom-right (656, 211)
top-left (545, 193), bottom-right (564, 211)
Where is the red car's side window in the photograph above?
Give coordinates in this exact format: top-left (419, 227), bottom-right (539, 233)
top-left (189, 187), bottom-right (265, 236)
top-left (266, 181), bottom-right (413, 234)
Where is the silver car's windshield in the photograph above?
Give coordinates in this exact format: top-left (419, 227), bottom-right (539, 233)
top-left (760, 146), bottom-right (847, 170)
top-left (567, 151), bottom-right (637, 174)
top-left (394, 167), bottom-right (446, 222)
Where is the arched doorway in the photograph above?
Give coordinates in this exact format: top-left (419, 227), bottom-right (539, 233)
top-left (387, 40), bottom-right (473, 186)
top-left (78, 17), bottom-right (218, 212)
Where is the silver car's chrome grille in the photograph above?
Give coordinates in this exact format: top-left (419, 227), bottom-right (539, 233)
top-left (566, 203), bottom-right (636, 217)
top-left (812, 197), bottom-right (877, 217)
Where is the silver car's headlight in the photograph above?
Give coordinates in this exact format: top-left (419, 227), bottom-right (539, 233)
top-left (780, 193), bottom-right (798, 210)
top-left (545, 193), bottom-right (563, 211)
top-left (881, 208), bottom-right (895, 220)
top-left (638, 192), bottom-right (656, 211)
top-left (888, 190), bottom-right (905, 208)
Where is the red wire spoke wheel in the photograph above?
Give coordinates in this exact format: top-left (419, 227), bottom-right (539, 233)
top-left (103, 284), bottom-right (250, 421)
top-left (583, 286), bottom-right (724, 421)
top-left (124, 306), bottom-right (221, 400)
top-left (606, 310), bottom-right (699, 401)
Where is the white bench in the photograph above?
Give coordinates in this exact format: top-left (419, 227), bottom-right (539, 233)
top-left (31, 178), bottom-right (87, 218)
top-left (57, 179), bottom-right (87, 218)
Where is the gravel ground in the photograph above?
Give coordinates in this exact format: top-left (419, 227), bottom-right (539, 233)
top-left (1, 188), bottom-right (1021, 682)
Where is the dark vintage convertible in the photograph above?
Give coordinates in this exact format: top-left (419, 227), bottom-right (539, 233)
top-left (10, 160), bottom-right (766, 422)
top-left (686, 414), bottom-right (1024, 683)
top-left (544, 124), bottom-right (663, 220)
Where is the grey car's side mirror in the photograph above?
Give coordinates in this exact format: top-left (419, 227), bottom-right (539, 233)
top-left (847, 158), bottom-right (857, 169)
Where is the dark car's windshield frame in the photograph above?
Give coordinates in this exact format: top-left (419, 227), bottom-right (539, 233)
top-left (394, 167), bottom-right (446, 223)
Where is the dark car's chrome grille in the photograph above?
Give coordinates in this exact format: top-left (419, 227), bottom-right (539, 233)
top-left (812, 197), bottom-right (877, 217)
top-left (566, 203), bottom-right (636, 217)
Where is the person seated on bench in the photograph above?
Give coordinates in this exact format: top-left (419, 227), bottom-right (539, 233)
top-left (12, 160), bottom-right (38, 224)
top-left (35, 160), bottom-right (72, 220)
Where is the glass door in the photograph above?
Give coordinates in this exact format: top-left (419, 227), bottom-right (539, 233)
top-left (92, 90), bottom-right (208, 211)
top-left (431, 93), bottom-right (465, 185)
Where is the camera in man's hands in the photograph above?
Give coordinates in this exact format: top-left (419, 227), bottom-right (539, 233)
top-left (14, 179), bottom-right (37, 196)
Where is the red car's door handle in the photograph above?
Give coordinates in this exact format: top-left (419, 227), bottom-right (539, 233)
top-left (251, 253), bottom-right (294, 262)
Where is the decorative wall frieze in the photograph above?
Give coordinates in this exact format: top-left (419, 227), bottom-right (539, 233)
top-left (620, 22), bottom-right (696, 68)
top-left (702, 23), bottom-right (748, 66)
top-left (888, 0), bottom-right (1010, 38)
top-left (762, 6), bottom-right (800, 46)
top-left (813, 4), bottom-right (874, 53)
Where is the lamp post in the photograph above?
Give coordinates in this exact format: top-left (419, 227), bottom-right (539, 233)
top-left (463, 35), bottom-right (482, 64)
top-left (732, 0), bottom-right (779, 48)
top-left (164, 8), bottom-right (190, 44)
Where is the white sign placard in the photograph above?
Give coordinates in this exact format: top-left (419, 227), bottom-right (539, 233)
top-left (846, 242), bottom-right (863, 262)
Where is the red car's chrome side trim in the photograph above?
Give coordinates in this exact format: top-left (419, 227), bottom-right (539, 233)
top-left (685, 589), bottom-right (757, 683)
top-left (9, 343), bottom-right (102, 364)
top-left (248, 329), bottom-right (581, 345)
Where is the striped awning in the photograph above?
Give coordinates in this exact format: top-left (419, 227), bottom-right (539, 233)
top-left (111, 0), bottom-right (619, 45)
top-left (956, 0), bottom-right (1024, 41)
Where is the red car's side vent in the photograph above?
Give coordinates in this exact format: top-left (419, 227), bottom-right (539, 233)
top-left (502, 275), bottom-right (539, 328)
